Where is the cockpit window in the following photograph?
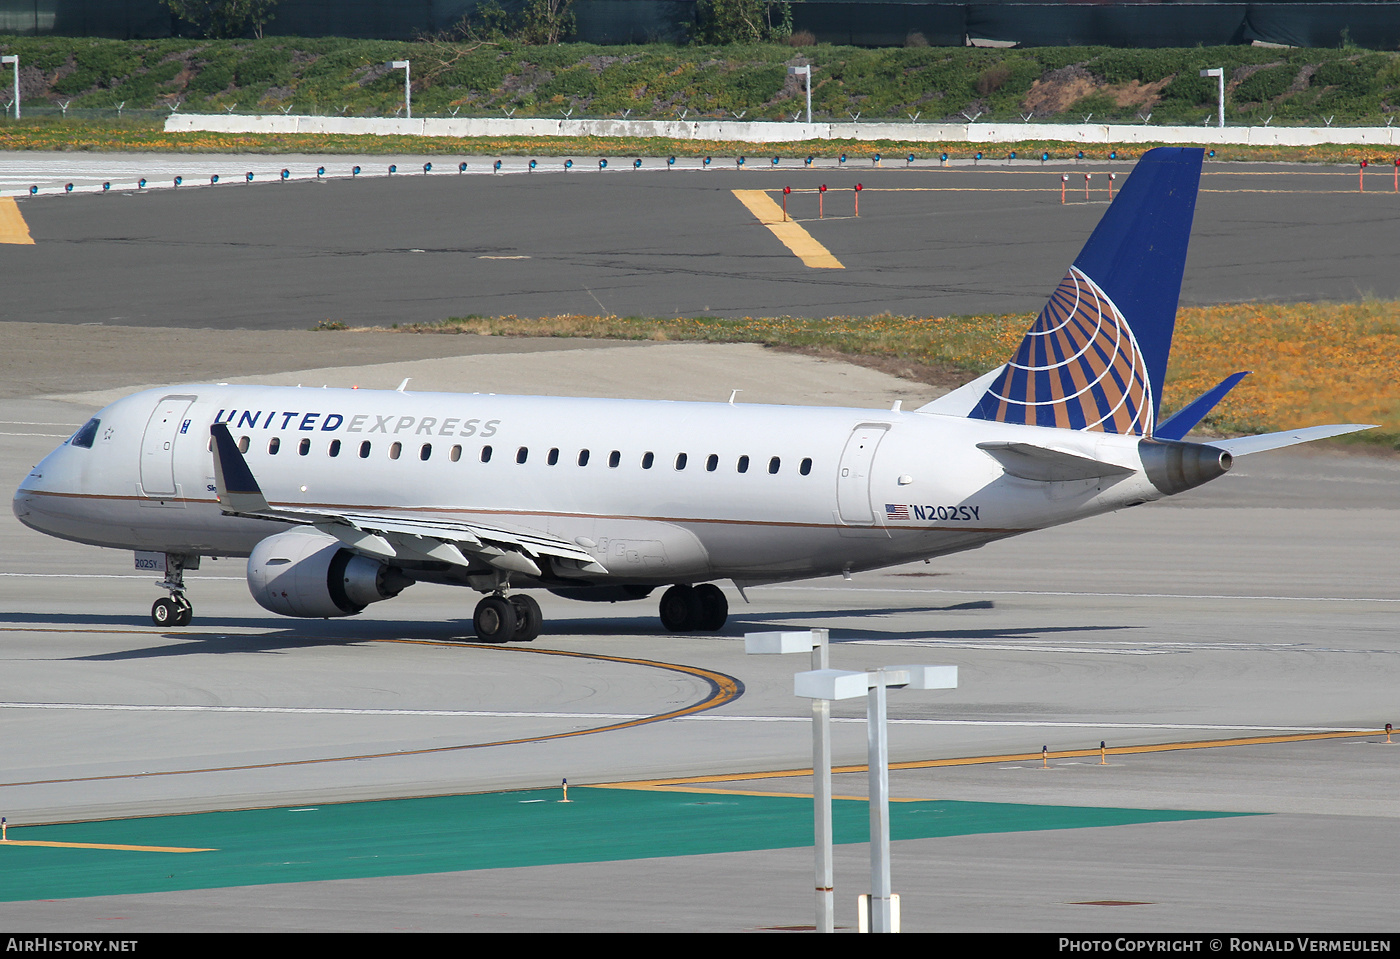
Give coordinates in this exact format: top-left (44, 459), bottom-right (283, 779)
top-left (70, 418), bottom-right (100, 449)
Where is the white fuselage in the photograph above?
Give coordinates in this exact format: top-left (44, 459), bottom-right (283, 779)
top-left (14, 384), bottom-right (1170, 588)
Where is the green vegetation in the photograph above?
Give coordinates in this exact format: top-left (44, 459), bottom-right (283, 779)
top-left (2, 36), bottom-right (1400, 126)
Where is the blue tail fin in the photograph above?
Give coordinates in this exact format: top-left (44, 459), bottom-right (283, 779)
top-left (968, 147), bottom-right (1204, 435)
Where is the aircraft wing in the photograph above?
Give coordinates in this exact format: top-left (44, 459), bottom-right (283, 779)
top-left (210, 423), bottom-right (607, 577)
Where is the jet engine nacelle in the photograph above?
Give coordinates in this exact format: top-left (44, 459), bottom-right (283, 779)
top-left (247, 528), bottom-right (411, 618)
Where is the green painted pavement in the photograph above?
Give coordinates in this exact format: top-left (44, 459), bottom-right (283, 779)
top-left (0, 787), bottom-right (1254, 902)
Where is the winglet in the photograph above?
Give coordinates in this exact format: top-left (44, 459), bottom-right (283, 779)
top-left (210, 422), bottom-right (270, 514)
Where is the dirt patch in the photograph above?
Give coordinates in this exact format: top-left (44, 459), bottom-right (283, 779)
top-left (1023, 65), bottom-right (1171, 116)
top-left (1022, 65), bottom-right (1096, 115)
top-left (1105, 77), bottom-right (1171, 109)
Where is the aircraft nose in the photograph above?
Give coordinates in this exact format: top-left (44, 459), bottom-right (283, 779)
top-left (13, 464), bottom-right (52, 527)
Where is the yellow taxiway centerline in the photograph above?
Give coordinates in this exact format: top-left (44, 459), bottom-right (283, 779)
top-left (1, 840), bottom-right (215, 852)
top-left (0, 197), bottom-right (34, 244)
top-left (596, 728), bottom-right (1384, 792)
top-left (732, 189), bottom-right (844, 269)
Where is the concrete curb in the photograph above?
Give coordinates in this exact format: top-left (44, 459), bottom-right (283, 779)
top-left (165, 113), bottom-right (1400, 148)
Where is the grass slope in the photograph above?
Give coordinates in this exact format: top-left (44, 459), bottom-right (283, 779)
top-left (2, 36), bottom-right (1400, 128)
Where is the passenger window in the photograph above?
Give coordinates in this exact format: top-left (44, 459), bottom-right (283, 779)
top-left (548, 448), bottom-right (559, 466)
top-left (641, 451), bottom-right (654, 469)
top-left (706, 454), bottom-right (718, 472)
top-left (69, 418), bottom-right (100, 449)
top-left (359, 441), bottom-right (371, 458)
top-left (800, 457), bottom-right (812, 475)
top-left (268, 437), bottom-right (280, 455)
top-left (737, 455), bottom-right (749, 473)
top-left (675, 453), bottom-right (688, 470)
top-left (608, 450), bottom-right (620, 468)
top-left (329, 440), bottom-right (341, 457)
top-left (298, 438), bottom-right (310, 456)
top-left (389, 442), bottom-right (402, 460)
top-left (421, 443), bottom-right (432, 461)
top-left (481, 445), bottom-right (493, 463)
top-left (450, 445), bottom-right (462, 462)
top-left (769, 456), bottom-right (781, 474)
top-left (578, 449), bottom-right (590, 466)
top-left (517, 447), bottom-right (528, 464)
top-left (238, 436), bottom-right (250, 453)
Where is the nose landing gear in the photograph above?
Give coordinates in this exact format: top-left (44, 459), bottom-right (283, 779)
top-left (150, 553), bottom-right (196, 627)
top-left (152, 594), bottom-right (192, 628)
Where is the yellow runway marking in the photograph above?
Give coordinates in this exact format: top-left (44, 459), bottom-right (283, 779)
top-left (733, 189), bottom-right (844, 269)
top-left (1, 840), bottom-right (214, 852)
top-left (595, 728), bottom-right (1383, 792)
top-left (589, 783), bottom-right (927, 801)
top-left (0, 197), bottom-right (34, 244)
top-left (0, 641), bottom-right (744, 789)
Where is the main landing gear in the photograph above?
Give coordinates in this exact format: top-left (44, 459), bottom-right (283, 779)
top-left (658, 583), bottom-right (728, 633)
top-left (150, 553), bottom-right (195, 627)
top-left (472, 592), bottom-right (542, 643)
top-left (470, 583), bottom-right (730, 641)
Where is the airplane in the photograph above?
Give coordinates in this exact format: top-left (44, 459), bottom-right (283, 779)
top-left (13, 147), bottom-right (1370, 640)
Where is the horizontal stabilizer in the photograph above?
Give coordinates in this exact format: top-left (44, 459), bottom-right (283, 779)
top-left (1155, 372), bottom-right (1251, 441)
top-left (1211, 424), bottom-right (1375, 456)
top-left (977, 441), bottom-right (1135, 482)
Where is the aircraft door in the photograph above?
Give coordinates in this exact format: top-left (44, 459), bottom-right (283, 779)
top-left (836, 423), bottom-right (890, 525)
top-left (139, 395), bottom-right (197, 497)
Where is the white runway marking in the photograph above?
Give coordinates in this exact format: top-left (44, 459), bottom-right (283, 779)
top-left (0, 701), bottom-right (1366, 733)
top-left (764, 585), bottom-right (1400, 604)
top-left (845, 638), bottom-right (1317, 655)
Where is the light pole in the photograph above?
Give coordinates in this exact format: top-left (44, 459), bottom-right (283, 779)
top-left (1200, 67), bottom-right (1224, 129)
top-left (746, 629), bottom-right (833, 932)
top-left (389, 59), bottom-right (410, 119)
top-left (1, 55), bottom-right (18, 120)
top-left (795, 664), bottom-right (958, 933)
top-left (787, 64), bottom-right (812, 125)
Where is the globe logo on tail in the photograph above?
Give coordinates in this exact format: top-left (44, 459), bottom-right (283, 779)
top-left (971, 266), bottom-right (1154, 435)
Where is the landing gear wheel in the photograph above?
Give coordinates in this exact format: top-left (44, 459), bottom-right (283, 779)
top-left (151, 598), bottom-right (178, 627)
top-left (659, 584), bottom-right (700, 633)
top-left (473, 595), bottom-right (518, 643)
top-left (510, 594), bottom-right (542, 642)
top-left (693, 583), bottom-right (729, 632)
top-left (173, 598), bottom-right (193, 627)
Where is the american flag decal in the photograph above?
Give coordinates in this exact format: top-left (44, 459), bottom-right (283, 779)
top-left (885, 504), bottom-right (910, 520)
